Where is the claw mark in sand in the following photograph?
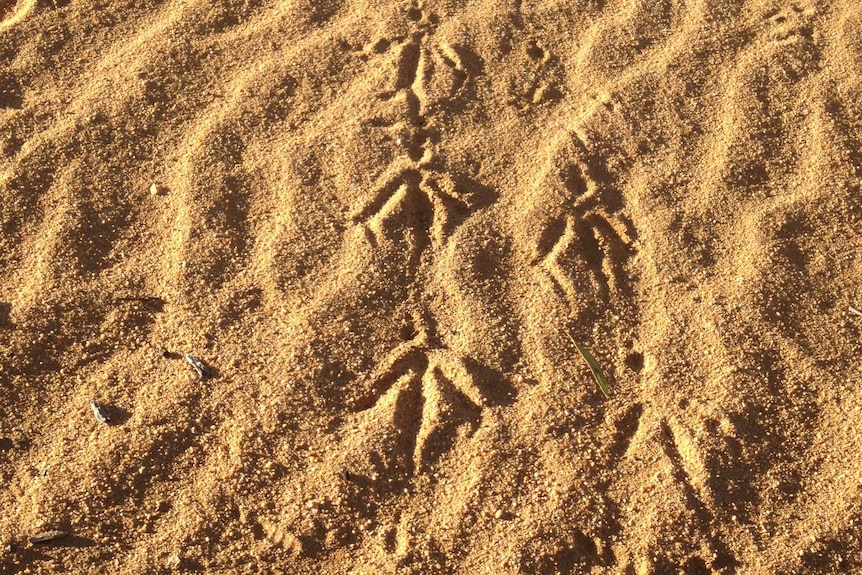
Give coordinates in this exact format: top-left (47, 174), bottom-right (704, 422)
top-left (350, 5), bottom-right (487, 250)
top-left (533, 136), bottom-right (636, 310)
top-left (350, 322), bottom-right (484, 476)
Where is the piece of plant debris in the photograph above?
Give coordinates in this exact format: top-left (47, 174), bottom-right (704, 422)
top-left (91, 401), bottom-right (110, 424)
top-left (29, 530), bottom-right (67, 544)
top-left (567, 333), bottom-right (611, 398)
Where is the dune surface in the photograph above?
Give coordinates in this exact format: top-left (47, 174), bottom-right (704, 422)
top-left (2, 0), bottom-right (862, 573)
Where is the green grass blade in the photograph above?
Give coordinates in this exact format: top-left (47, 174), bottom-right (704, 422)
top-left (568, 334), bottom-right (611, 398)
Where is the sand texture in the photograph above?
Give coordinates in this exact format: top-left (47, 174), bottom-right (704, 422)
top-left (2, 0), bottom-right (862, 573)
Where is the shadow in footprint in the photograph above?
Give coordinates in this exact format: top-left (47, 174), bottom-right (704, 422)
top-left (607, 402), bottom-right (643, 461)
top-left (417, 366), bottom-right (482, 470)
top-left (451, 173), bottom-right (498, 213)
top-left (460, 357), bottom-right (517, 407)
top-left (0, 73), bottom-right (22, 109)
top-left (0, 301), bottom-right (10, 327)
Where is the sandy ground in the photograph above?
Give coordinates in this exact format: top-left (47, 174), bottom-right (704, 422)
top-left (1, 0), bottom-right (862, 573)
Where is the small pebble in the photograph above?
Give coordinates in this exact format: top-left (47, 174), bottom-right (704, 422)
top-left (29, 530), bottom-right (67, 544)
top-left (185, 354), bottom-right (211, 379)
top-left (91, 400), bottom-right (111, 424)
top-left (4, 542), bottom-right (15, 554)
top-left (494, 509), bottom-right (503, 519)
top-left (149, 183), bottom-right (164, 196)
top-left (160, 349), bottom-right (170, 359)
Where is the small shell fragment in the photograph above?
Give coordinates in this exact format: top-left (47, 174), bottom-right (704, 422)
top-left (184, 354), bottom-right (211, 379)
top-left (29, 530), bottom-right (67, 544)
top-left (91, 401), bottom-right (110, 424)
